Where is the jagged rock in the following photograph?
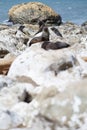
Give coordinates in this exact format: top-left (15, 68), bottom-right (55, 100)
top-left (0, 27), bottom-right (27, 54)
top-left (0, 75), bottom-right (15, 90)
top-left (0, 24), bottom-right (9, 31)
top-left (16, 75), bottom-right (38, 86)
top-left (0, 14), bottom-right (87, 130)
top-left (0, 110), bottom-right (23, 130)
top-left (81, 21), bottom-right (87, 26)
top-left (8, 2), bottom-right (62, 25)
top-left (0, 49), bottom-right (9, 58)
top-left (0, 75), bottom-right (35, 128)
top-left (81, 56), bottom-right (87, 62)
top-left (57, 22), bottom-right (85, 45)
top-left (0, 76), bottom-right (34, 108)
top-left (8, 45), bottom-right (81, 88)
top-left (8, 79), bottom-right (87, 129)
top-left (48, 55), bottom-right (78, 75)
top-left (0, 53), bottom-right (16, 75)
top-left (23, 24), bottom-right (39, 36)
top-left (29, 79), bottom-right (87, 129)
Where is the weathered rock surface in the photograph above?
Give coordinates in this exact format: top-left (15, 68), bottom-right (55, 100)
top-left (0, 10), bottom-right (87, 130)
top-left (0, 76), bottom-right (87, 129)
top-left (8, 43), bottom-right (85, 89)
top-left (24, 79), bottom-right (87, 129)
top-left (0, 110), bottom-right (23, 129)
top-left (0, 28), bottom-right (28, 54)
top-left (0, 24), bottom-right (9, 31)
top-left (0, 75), bottom-right (35, 129)
top-left (0, 53), bottom-right (16, 75)
top-left (8, 2), bottom-right (62, 25)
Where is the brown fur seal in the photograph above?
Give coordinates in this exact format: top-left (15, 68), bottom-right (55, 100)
top-left (41, 41), bottom-right (70, 50)
top-left (51, 27), bottom-right (63, 37)
top-left (18, 25), bottom-right (25, 32)
top-left (29, 27), bottom-right (50, 46)
top-left (34, 20), bottom-right (45, 35)
top-left (15, 25), bottom-right (25, 34)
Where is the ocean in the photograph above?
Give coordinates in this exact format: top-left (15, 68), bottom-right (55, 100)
top-left (0, 0), bottom-right (87, 25)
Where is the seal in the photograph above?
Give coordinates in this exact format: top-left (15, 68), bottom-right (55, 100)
top-left (18, 25), bottom-right (25, 32)
top-left (29, 27), bottom-right (50, 46)
top-left (51, 27), bottom-right (63, 37)
top-left (35, 20), bottom-right (45, 35)
top-left (41, 41), bottom-right (70, 50)
top-left (15, 25), bottom-right (25, 35)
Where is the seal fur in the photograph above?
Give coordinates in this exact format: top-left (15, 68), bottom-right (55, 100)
top-left (29, 27), bottom-right (50, 46)
top-left (41, 41), bottom-right (70, 50)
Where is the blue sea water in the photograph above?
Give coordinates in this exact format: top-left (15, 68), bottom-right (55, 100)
top-left (0, 0), bottom-right (87, 25)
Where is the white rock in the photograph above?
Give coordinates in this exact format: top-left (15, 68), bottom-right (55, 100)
top-left (0, 110), bottom-right (23, 130)
top-left (8, 45), bottom-right (80, 90)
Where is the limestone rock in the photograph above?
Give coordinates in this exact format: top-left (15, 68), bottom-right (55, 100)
top-left (8, 45), bottom-right (81, 88)
top-left (30, 79), bottom-right (87, 129)
top-left (0, 24), bottom-right (9, 31)
top-left (0, 53), bottom-right (16, 75)
top-left (0, 110), bottom-right (23, 130)
top-left (0, 75), bottom-right (14, 91)
top-left (81, 21), bottom-right (87, 27)
top-left (0, 49), bottom-right (9, 58)
top-left (0, 27), bottom-right (27, 55)
top-left (8, 2), bottom-right (62, 25)
top-left (48, 55), bottom-right (78, 75)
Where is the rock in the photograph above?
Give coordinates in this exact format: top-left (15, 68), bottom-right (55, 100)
top-left (8, 2), bottom-right (62, 25)
top-left (81, 21), bottom-right (87, 26)
top-left (0, 16), bottom-right (87, 130)
top-left (8, 45), bottom-right (81, 88)
top-left (0, 53), bottom-right (16, 75)
top-left (0, 24), bottom-right (9, 31)
top-left (30, 79), bottom-right (87, 129)
top-left (0, 49), bottom-right (9, 58)
top-left (0, 75), bottom-right (15, 90)
top-left (0, 110), bottom-right (23, 129)
top-left (23, 24), bottom-right (39, 36)
top-left (81, 21), bottom-right (87, 33)
top-left (57, 22), bottom-right (83, 45)
top-left (48, 55), bottom-right (77, 75)
top-left (0, 27), bottom-right (27, 54)
top-left (8, 79), bottom-right (87, 129)
top-left (0, 75), bottom-right (34, 107)
top-left (16, 75), bottom-right (38, 86)
top-left (81, 56), bottom-right (87, 62)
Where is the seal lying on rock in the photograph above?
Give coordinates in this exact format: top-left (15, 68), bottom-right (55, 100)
top-left (41, 41), bottom-right (70, 50)
top-left (29, 27), bottom-right (50, 46)
top-left (51, 27), bottom-right (63, 37)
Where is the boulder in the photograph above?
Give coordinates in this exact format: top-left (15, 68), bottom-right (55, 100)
top-left (8, 2), bottom-right (62, 25)
top-left (0, 49), bottom-right (9, 58)
top-left (81, 21), bottom-right (87, 26)
top-left (28, 79), bottom-right (87, 129)
top-left (0, 27), bottom-right (27, 54)
top-left (0, 24), bottom-right (9, 31)
top-left (8, 45), bottom-right (80, 88)
top-left (0, 53), bottom-right (16, 75)
top-left (48, 55), bottom-right (78, 75)
top-left (0, 110), bottom-right (23, 130)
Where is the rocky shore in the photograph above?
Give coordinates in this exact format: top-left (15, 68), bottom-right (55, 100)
top-left (0, 2), bottom-right (87, 130)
